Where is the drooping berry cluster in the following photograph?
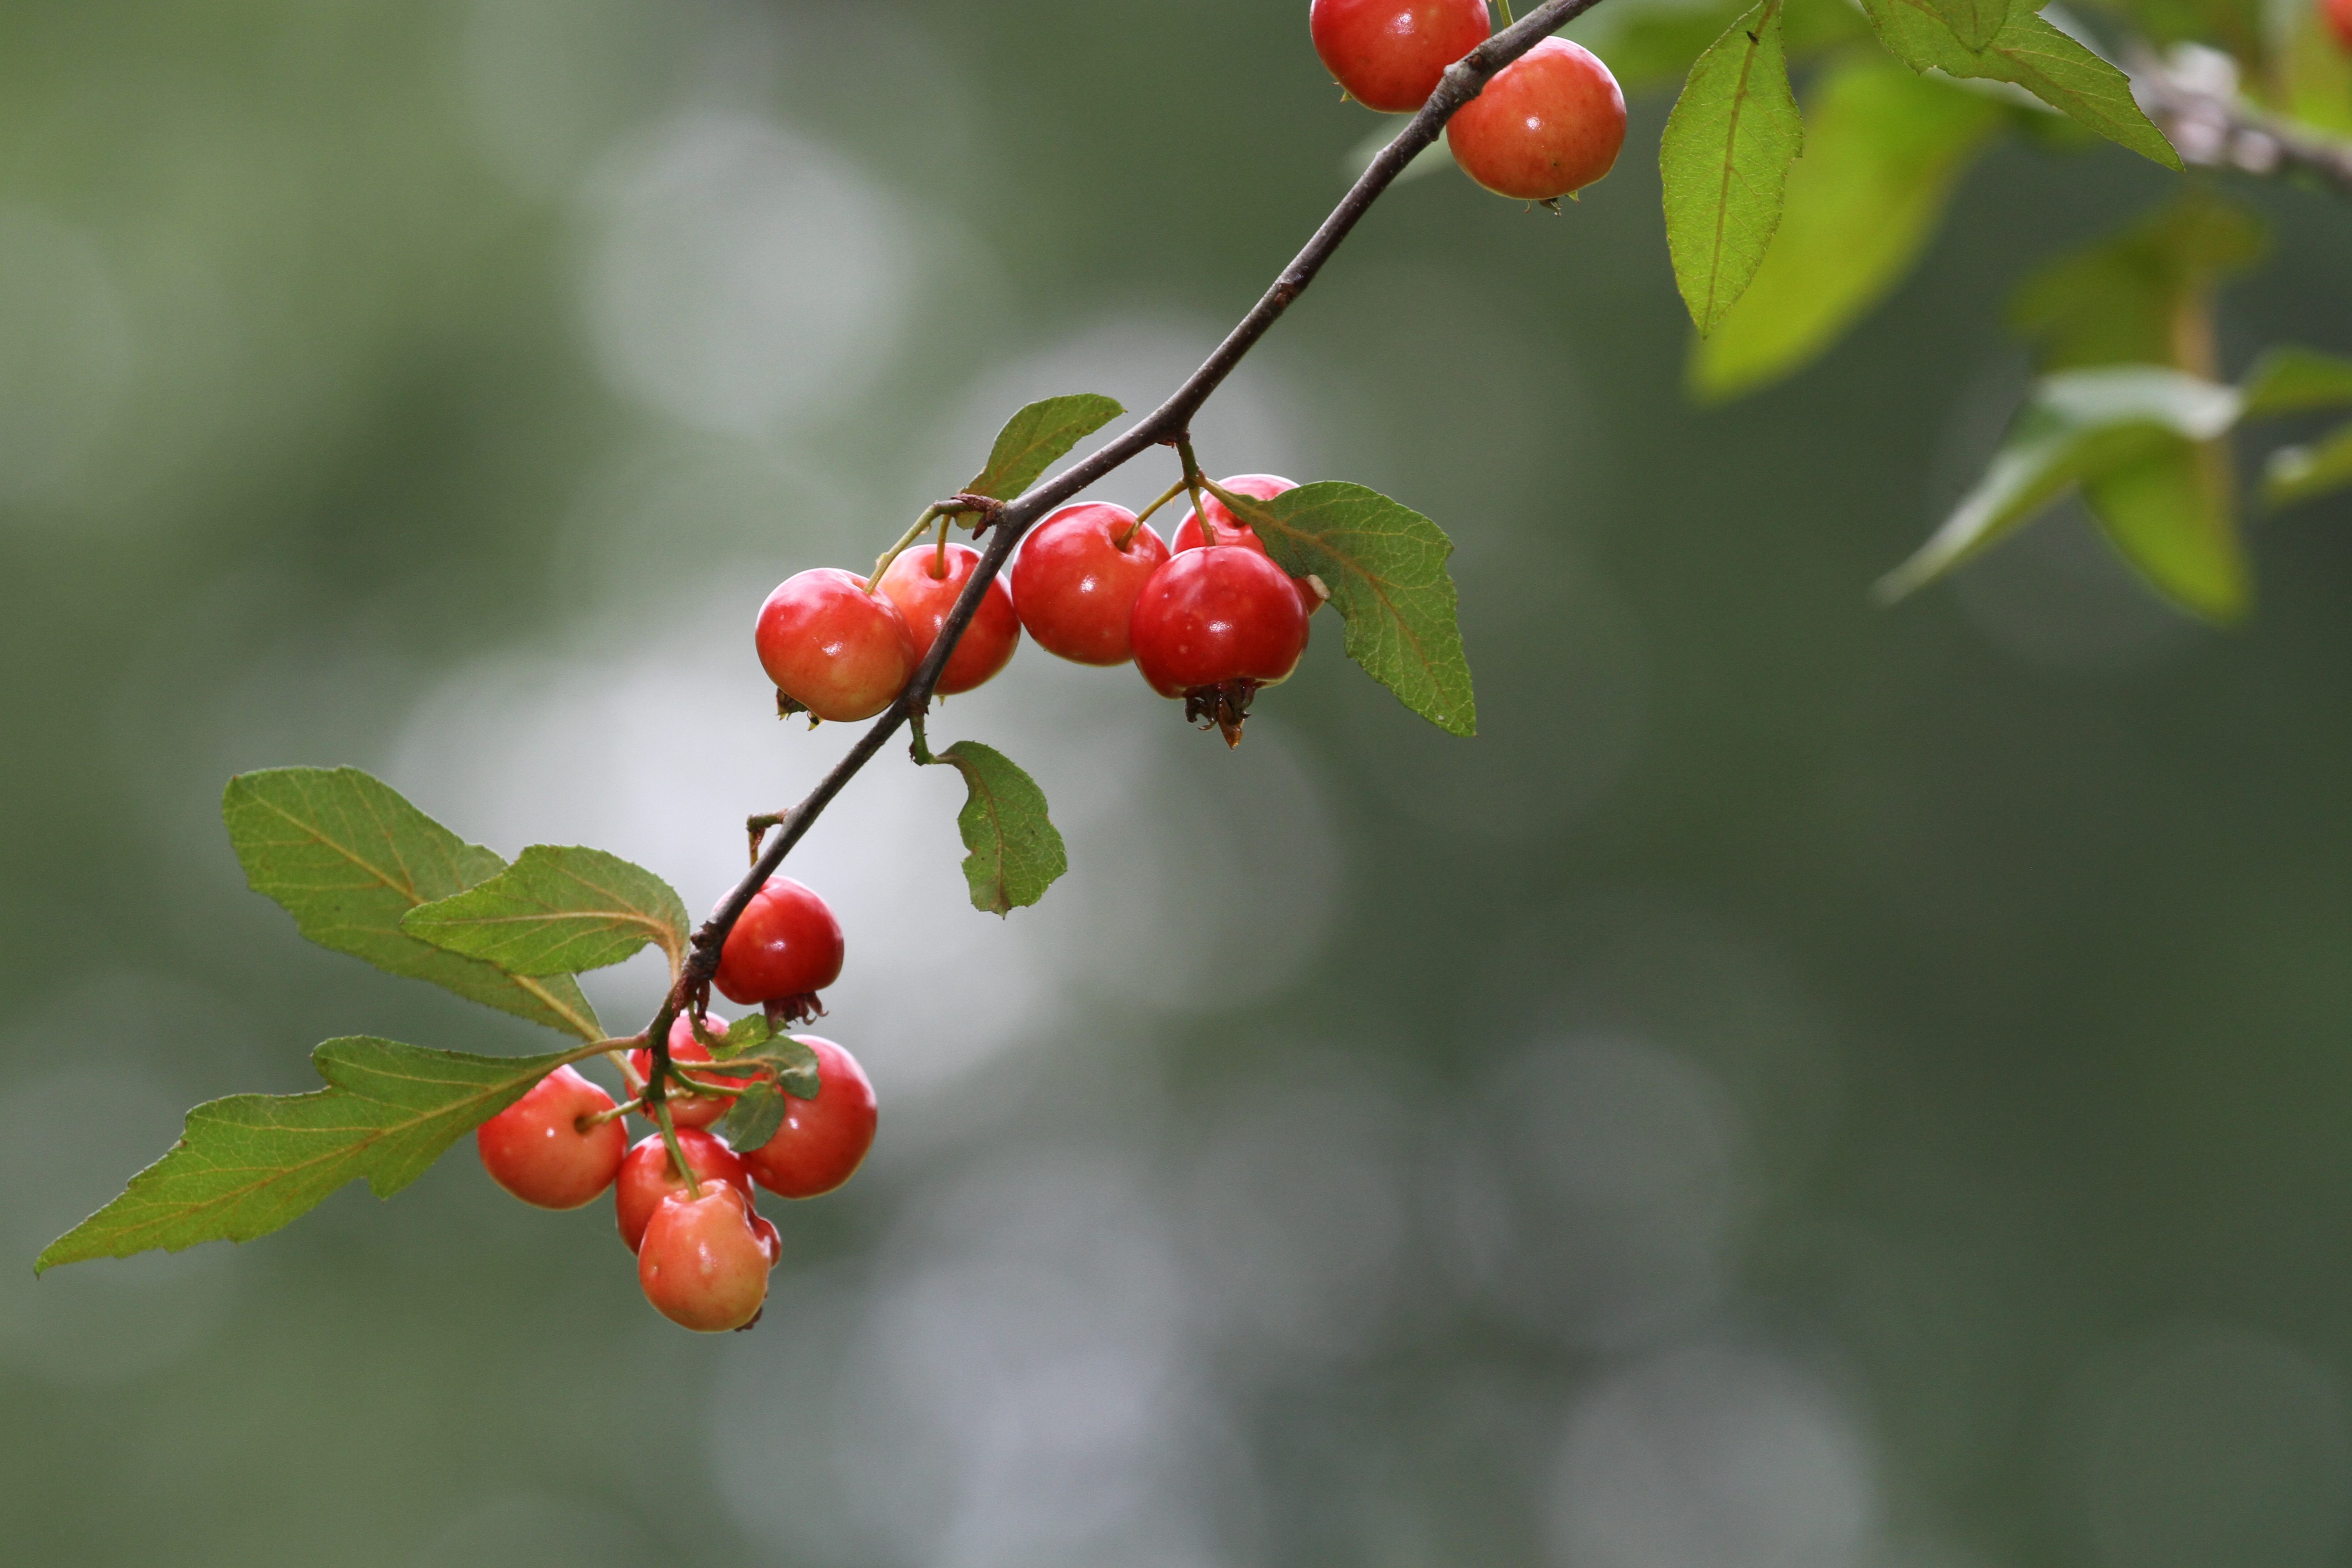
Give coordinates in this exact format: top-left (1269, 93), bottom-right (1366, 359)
top-left (754, 474), bottom-right (1325, 746)
top-left (1310, 0), bottom-right (1626, 203)
top-left (474, 879), bottom-right (877, 1333)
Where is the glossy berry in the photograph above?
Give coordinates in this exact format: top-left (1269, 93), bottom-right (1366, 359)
top-left (615, 1127), bottom-right (755, 1253)
top-left (1171, 475), bottom-right (1322, 618)
top-left (476, 1065), bottom-right (627, 1210)
top-left (1310, 0), bottom-right (1491, 113)
top-left (627, 1013), bottom-right (739, 1131)
top-left (876, 541), bottom-right (1022, 696)
top-left (712, 876), bottom-right (844, 1014)
top-left (2328, 0), bottom-right (2352, 51)
top-left (755, 567), bottom-right (919, 723)
top-left (740, 1037), bottom-right (879, 1200)
top-left (638, 1185), bottom-right (772, 1333)
top-left (1131, 547), bottom-right (1313, 699)
top-left (1446, 38), bottom-right (1626, 202)
top-left (1010, 503), bottom-right (1171, 666)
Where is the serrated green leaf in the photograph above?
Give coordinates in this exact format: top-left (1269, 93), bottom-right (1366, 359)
top-left (224, 768), bottom-right (600, 1040)
top-left (708, 1013), bottom-right (777, 1059)
top-left (720, 1080), bottom-right (787, 1152)
top-left (1877, 367), bottom-right (2244, 602)
top-left (2082, 436), bottom-right (2249, 622)
top-left (1660, 0), bottom-right (1803, 333)
top-left (1219, 481), bottom-right (1476, 737)
top-left (964, 394), bottom-right (1124, 502)
top-left (2239, 348), bottom-right (2352, 419)
top-left (1578, 0), bottom-right (1871, 92)
top-left (401, 844), bottom-right (688, 977)
top-left (1922, 0), bottom-right (2015, 49)
top-left (923, 740), bottom-right (1068, 916)
top-left (2265, 422), bottom-right (2352, 508)
top-left (1858, 0), bottom-right (2180, 168)
top-left (695, 1035), bottom-right (820, 1100)
top-left (1694, 56), bottom-right (2003, 399)
top-left (37, 1037), bottom-right (594, 1270)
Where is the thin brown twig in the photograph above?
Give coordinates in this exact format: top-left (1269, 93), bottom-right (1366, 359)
top-left (649, 0), bottom-right (1605, 1071)
top-left (2134, 46), bottom-right (2352, 197)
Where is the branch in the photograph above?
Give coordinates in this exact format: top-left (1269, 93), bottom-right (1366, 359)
top-left (650, 0), bottom-right (1607, 1062)
top-left (2134, 46), bottom-right (2352, 197)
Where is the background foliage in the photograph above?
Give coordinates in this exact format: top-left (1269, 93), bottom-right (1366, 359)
top-left (4, 0), bottom-right (2352, 1565)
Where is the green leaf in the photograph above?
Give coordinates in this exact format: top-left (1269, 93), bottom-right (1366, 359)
top-left (1922, 0), bottom-right (2015, 50)
top-left (401, 845), bottom-right (688, 977)
top-left (1694, 56), bottom-right (2004, 399)
top-left (37, 1037), bottom-right (591, 1270)
top-left (695, 1034), bottom-right (820, 1101)
top-left (2239, 347), bottom-right (2352, 419)
top-left (1857, 0), bottom-right (2181, 168)
top-left (2082, 436), bottom-right (2249, 622)
top-left (1216, 481), bottom-right (1477, 738)
top-left (2011, 193), bottom-right (2265, 371)
top-left (2283, 5), bottom-right (2352, 135)
top-left (1578, 0), bottom-right (1871, 93)
top-left (705, 1013), bottom-right (777, 1059)
top-left (964, 394), bottom-right (1124, 502)
top-left (720, 1080), bottom-right (787, 1152)
top-left (1659, 0), bottom-right (1804, 333)
top-left (1877, 367), bottom-right (2244, 602)
top-left (922, 740), bottom-right (1068, 916)
top-left (2265, 421), bottom-right (2352, 508)
top-left (224, 768), bottom-right (601, 1040)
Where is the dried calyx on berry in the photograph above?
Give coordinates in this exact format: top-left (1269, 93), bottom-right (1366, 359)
top-left (1185, 680), bottom-right (1261, 749)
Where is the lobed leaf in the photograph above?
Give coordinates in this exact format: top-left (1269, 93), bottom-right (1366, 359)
top-left (924, 740), bottom-right (1068, 916)
top-left (401, 844), bottom-right (688, 977)
top-left (1877, 367), bottom-right (2244, 603)
top-left (2265, 422), bottom-right (2352, 508)
top-left (37, 1037), bottom-right (593, 1270)
top-left (965, 394), bottom-right (1124, 502)
top-left (1658, 0), bottom-right (1803, 333)
top-left (1858, 0), bottom-right (2181, 168)
top-left (224, 768), bottom-right (600, 1040)
top-left (2239, 347), bottom-right (2352, 419)
top-left (1220, 481), bottom-right (1477, 737)
top-left (1694, 57), bottom-right (2004, 399)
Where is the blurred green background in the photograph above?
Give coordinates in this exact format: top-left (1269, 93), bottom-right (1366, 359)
top-left (5, 1), bottom-right (2352, 1564)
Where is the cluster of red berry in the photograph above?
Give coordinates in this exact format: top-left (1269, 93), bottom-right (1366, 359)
top-left (1310, 0), bottom-right (1627, 203)
top-left (757, 476), bottom-right (1323, 745)
top-left (474, 877), bottom-right (877, 1332)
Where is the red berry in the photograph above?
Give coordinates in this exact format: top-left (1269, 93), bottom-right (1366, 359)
top-left (1010, 503), bottom-right (1171, 666)
top-left (1170, 475), bottom-right (1322, 618)
top-left (615, 1127), bottom-right (755, 1253)
top-left (1130, 547), bottom-right (1312, 699)
top-left (1446, 38), bottom-right (1626, 202)
top-left (740, 1037), bottom-right (879, 1200)
top-left (638, 1185), bottom-right (771, 1332)
top-left (627, 1013), bottom-right (739, 1132)
top-left (755, 567), bottom-right (919, 723)
top-left (2328, 0), bottom-right (2352, 51)
top-left (476, 1065), bottom-right (627, 1210)
top-left (712, 877), bottom-right (844, 1013)
top-left (1310, 0), bottom-right (1492, 113)
top-left (875, 541), bottom-right (1021, 696)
